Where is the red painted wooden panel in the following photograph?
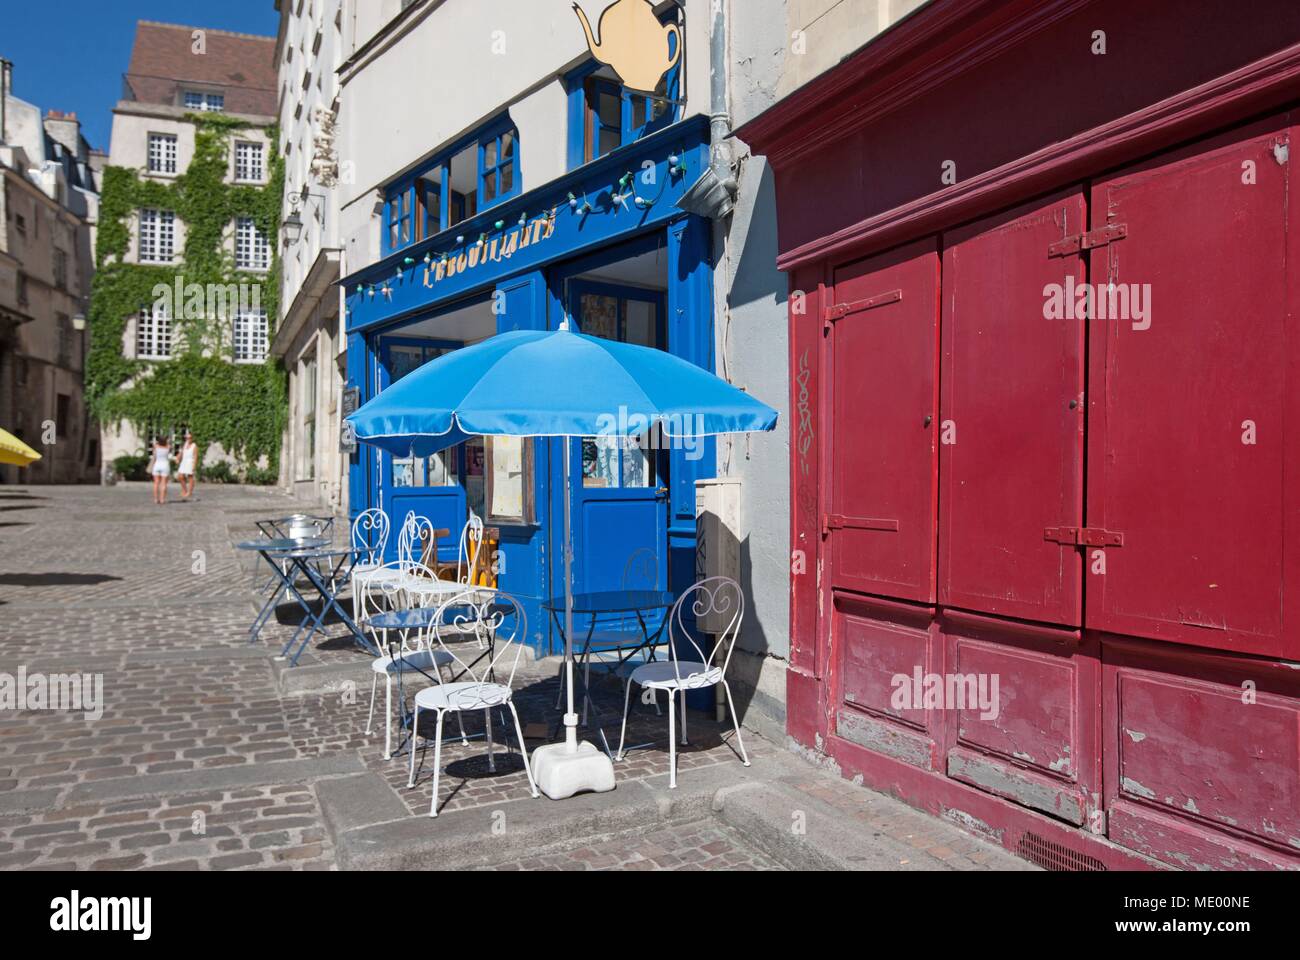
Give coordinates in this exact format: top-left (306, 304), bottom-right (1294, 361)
top-left (788, 266), bottom-right (824, 678)
top-left (832, 593), bottom-right (941, 771)
top-left (1086, 117), bottom-right (1298, 658)
top-left (939, 190), bottom-right (1086, 625)
top-left (837, 599), bottom-right (931, 730)
top-left (942, 612), bottom-right (1098, 827)
top-left (1108, 801), bottom-right (1300, 871)
top-left (1102, 640), bottom-right (1300, 857)
top-left (828, 239), bottom-right (940, 603)
top-left (762, 0), bottom-right (1300, 261)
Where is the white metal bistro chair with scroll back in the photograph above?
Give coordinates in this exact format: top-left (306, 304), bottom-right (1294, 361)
top-left (402, 512), bottom-right (492, 645)
top-left (352, 511), bottom-right (431, 622)
top-left (407, 588), bottom-right (539, 817)
top-left (615, 576), bottom-right (750, 788)
top-left (347, 508), bottom-right (391, 624)
top-left (362, 562), bottom-right (466, 761)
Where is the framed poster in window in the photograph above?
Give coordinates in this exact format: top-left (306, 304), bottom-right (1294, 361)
top-left (486, 436), bottom-right (535, 525)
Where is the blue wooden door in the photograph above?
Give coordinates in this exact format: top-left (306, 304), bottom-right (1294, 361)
top-left (556, 280), bottom-right (670, 607)
top-left (376, 336), bottom-right (471, 563)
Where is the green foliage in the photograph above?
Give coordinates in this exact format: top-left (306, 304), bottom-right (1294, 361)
top-left (88, 115), bottom-right (286, 473)
top-left (111, 454), bottom-right (149, 482)
top-left (199, 460), bottom-right (236, 484)
top-left (243, 466), bottom-right (279, 486)
top-left (98, 354), bottom-right (286, 469)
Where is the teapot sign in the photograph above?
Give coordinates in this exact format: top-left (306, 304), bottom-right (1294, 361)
top-left (573, 0), bottom-right (682, 94)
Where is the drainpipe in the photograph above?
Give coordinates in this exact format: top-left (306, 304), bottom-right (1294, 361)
top-left (678, 1), bottom-right (738, 220)
top-left (709, 1), bottom-right (738, 204)
top-left (711, 1), bottom-right (736, 724)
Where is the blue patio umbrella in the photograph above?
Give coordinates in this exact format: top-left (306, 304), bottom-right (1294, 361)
top-left (347, 325), bottom-right (779, 797)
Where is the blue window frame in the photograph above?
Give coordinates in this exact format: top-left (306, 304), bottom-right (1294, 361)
top-left (480, 126), bottom-right (517, 204)
top-left (382, 116), bottom-right (520, 256)
top-left (566, 10), bottom-right (682, 169)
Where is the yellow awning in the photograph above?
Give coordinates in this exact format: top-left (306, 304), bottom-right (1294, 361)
top-left (0, 428), bottom-right (41, 467)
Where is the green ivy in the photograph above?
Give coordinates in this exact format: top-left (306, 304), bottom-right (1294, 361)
top-left (88, 114), bottom-right (286, 472)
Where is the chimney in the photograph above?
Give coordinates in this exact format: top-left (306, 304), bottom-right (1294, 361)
top-left (0, 58), bottom-right (12, 145)
top-left (44, 108), bottom-right (83, 159)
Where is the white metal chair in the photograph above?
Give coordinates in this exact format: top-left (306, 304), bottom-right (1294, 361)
top-left (353, 511), bottom-right (429, 621)
top-left (408, 589), bottom-right (539, 817)
top-left (362, 564), bottom-right (460, 761)
top-left (348, 508), bottom-right (391, 623)
top-left (615, 576), bottom-right (750, 788)
top-left (403, 513), bottom-right (491, 640)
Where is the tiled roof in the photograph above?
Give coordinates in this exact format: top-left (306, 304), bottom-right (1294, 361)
top-left (123, 20), bottom-right (277, 117)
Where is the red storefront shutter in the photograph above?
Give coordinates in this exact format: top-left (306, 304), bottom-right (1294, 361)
top-left (938, 190), bottom-right (1087, 626)
top-left (1086, 117), bottom-right (1299, 658)
top-left (827, 239), bottom-right (940, 604)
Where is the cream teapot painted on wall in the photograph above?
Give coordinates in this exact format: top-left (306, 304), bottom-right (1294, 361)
top-left (573, 0), bottom-right (682, 94)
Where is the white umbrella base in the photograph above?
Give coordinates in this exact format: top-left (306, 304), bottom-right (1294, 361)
top-left (532, 740), bottom-right (616, 800)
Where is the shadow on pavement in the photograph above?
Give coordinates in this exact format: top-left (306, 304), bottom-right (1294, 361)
top-left (0, 572), bottom-right (124, 586)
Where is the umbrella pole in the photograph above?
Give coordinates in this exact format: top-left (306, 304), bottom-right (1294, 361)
top-left (532, 435), bottom-right (615, 798)
top-left (563, 439), bottom-right (578, 752)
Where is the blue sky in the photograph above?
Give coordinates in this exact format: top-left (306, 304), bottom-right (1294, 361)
top-left (3, 1), bottom-right (280, 152)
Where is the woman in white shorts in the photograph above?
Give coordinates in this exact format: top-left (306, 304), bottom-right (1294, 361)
top-left (149, 436), bottom-right (173, 505)
top-left (177, 431), bottom-right (199, 500)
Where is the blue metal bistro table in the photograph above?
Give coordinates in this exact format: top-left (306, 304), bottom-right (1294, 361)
top-left (240, 537), bottom-right (326, 644)
top-left (542, 590), bottom-right (674, 733)
top-left (238, 539), bottom-right (374, 665)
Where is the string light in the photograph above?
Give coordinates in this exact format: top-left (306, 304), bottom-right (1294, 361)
top-left (353, 151), bottom-right (689, 304)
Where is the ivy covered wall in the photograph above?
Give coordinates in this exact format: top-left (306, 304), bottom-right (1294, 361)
top-left (88, 114), bottom-right (286, 474)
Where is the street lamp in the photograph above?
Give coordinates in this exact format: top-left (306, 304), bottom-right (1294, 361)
top-left (282, 188), bottom-right (326, 248)
top-left (282, 207), bottom-right (305, 246)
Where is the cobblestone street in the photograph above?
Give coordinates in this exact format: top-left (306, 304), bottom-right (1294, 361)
top-left (0, 485), bottom-right (1032, 872)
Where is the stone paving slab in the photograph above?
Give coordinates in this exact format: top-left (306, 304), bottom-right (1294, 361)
top-left (68, 753), bottom-right (365, 804)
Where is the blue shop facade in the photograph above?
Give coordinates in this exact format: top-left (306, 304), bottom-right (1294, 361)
top-left (340, 115), bottom-right (715, 655)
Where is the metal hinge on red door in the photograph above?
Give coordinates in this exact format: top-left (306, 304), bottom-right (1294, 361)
top-left (823, 513), bottom-right (901, 537)
top-left (823, 289), bottom-right (903, 332)
top-left (1047, 223), bottom-right (1127, 258)
top-left (1043, 526), bottom-right (1124, 547)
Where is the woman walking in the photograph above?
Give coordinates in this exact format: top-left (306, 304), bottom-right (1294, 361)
top-left (149, 436), bottom-right (173, 505)
top-left (177, 431), bottom-right (199, 500)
